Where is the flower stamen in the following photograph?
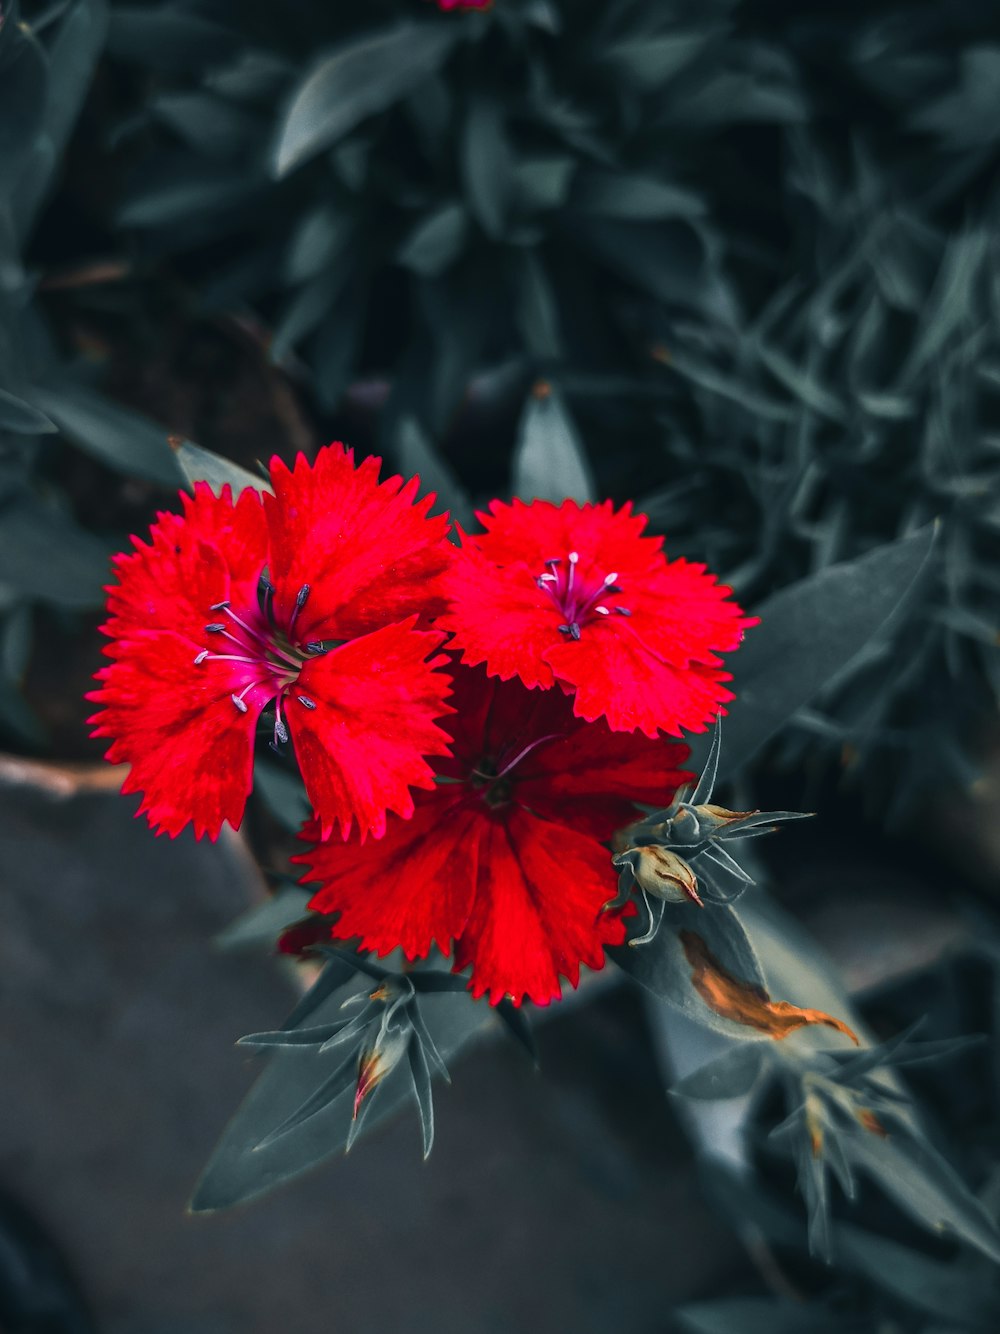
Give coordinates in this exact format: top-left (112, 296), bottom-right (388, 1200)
top-left (535, 551), bottom-right (626, 636)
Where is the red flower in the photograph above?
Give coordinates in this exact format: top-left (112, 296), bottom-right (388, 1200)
top-left (437, 498), bottom-right (756, 738)
top-left (88, 445), bottom-right (454, 842)
top-left (296, 664), bottom-right (691, 1006)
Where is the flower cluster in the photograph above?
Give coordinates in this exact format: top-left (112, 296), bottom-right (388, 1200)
top-left (90, 445), bottom-right (753, 1005)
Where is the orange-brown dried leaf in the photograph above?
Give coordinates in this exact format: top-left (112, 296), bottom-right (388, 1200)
top-left (680, 931), bottom-right (859, 1044)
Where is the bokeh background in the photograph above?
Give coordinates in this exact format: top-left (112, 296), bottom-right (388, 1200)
top-left (3, 1), bottom-right (1000, 1329)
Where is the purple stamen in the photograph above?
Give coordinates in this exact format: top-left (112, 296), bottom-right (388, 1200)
top-left (494, 732), bottom-right (564, 779)
top-left (297, 695), bottom-right (317, 710)
top-left (533, 549), bottom-right (627, 637)
top-left (288, 583), bottom-right (311, 635)
top-left (231, 694), bottom-right (249, 714)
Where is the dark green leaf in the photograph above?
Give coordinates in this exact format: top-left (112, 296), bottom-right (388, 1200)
top-left (600, 33), bottom-right (713, 94)
top-left (215, 886), bottom-right (310, 954)
top-left (494, 999), bottom-right (539, 1066)
top-left (0, 24), bottom-right (48, 204)
top-left (610, 902), bottom-right (767, 1038)
top-left (253, 759), bottom-right (310, 833)
top-left (846, 1120), bottom-right (1000, 1264)
top-left (31, 382), bottom-right (182, 486)
top-left (397, 202), bottom-right (468, 277)
top-left (190, 986), bottom-right (489, 1210)
top-left (672, 1043), bottom-right (767, 1100)
top-left (396, 417), bottom-right (473, 528)
top-left (151, 91), bottom-right (264, 158)
top-left (572, 170), bottom-right (705, 221)
top-left (511, 156), bottom-right (576, 214)
top-left (837, 1224), bottom-right (998, 1327)
top-left (13, 0), bottom-right (109, 235)
top-left (0, 387), bottom-right (56, 435)
top-left (107, 6), bottom-right (242, 73)
top-left (0, 498), bottom-right (110, 609)
top-left (118, 169), bottom-right (263, 229)
top-left (461, 97), bottom-right (512, 239)
top-left (273, 23), bottom-right (458, 177)
top-left (712, 526), bottom-right (938, 779)
top-left (515, 252), bottom-right (562, 360)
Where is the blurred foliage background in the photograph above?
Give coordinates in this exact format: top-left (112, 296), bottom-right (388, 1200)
top-left (4, 0), bottom-right (1000, 1329)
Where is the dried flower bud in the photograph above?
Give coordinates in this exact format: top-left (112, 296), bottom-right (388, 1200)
top-left (612, 845), bottom-right (703, 906)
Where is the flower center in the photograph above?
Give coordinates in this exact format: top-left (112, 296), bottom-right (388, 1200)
top-left (193, 573), bottom-right (325, 750)
top-left (535, 550), bottom-right (631, 639)
top-left (467, 732), bottom-right (563, 809)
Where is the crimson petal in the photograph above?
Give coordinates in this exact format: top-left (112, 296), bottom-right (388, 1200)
top-left (290, 619), bottom-right (454, 841)
top-left (453, 807), bottom-right (626, 1007)
top-left (88, 630), bottom-right (263, 839)
top-left (264, 445), bottom-right (452, 642)
top-left (298, 793), bottom-right (481, 959)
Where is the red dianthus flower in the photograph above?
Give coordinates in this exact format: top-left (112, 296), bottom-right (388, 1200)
top-left (438, 498), bottom-right (756, 739)
top-left (295, 664), bottom-right (691, 1006)
top-left (88, 445), bottom-right (454, 842)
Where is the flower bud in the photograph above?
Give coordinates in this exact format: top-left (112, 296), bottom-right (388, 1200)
top-left (612, 845), bottom-right (702, 906)
top-left (353, 1027), bottom-right (409, 1120)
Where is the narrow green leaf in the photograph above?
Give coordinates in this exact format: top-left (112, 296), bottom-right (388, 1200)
top-left (273, 23), bottom-right (458, 177)
top-left (515, 252), bottom-right (562, 359)
top-left (461, 97), bottom-right (512, 239)
top-left (171, 439), bottom-right (271, 497)
top-left (407, 1037), bottom-right (435, 1158)
top-left (0, 387), bottom-right (56, 435)
top-left (512, 386), bottom-right (595, 504)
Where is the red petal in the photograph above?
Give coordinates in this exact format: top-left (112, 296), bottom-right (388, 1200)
top-left (437, 545), bottom-right (559, 690)
top-left (103, 484), bottom-right (267, 644)
top-left (623, 556), bottom-right (756, 669)
top-left (264, 445), bottom-right (452, 642)
top-left (545, 623), bottom-right (736, 737)
top-left (472, 497), bottom-right (664, 580)
top-left (298, 793), bottom-right (481, 959)
top-left (289, 619), bottom-right (454, 841)
top-left (453, 807), bottom-right (625, 1007)
top-left (516, 718), bottom-right (691, 841)
top-left (87, 631), bottom-right (262, 839)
